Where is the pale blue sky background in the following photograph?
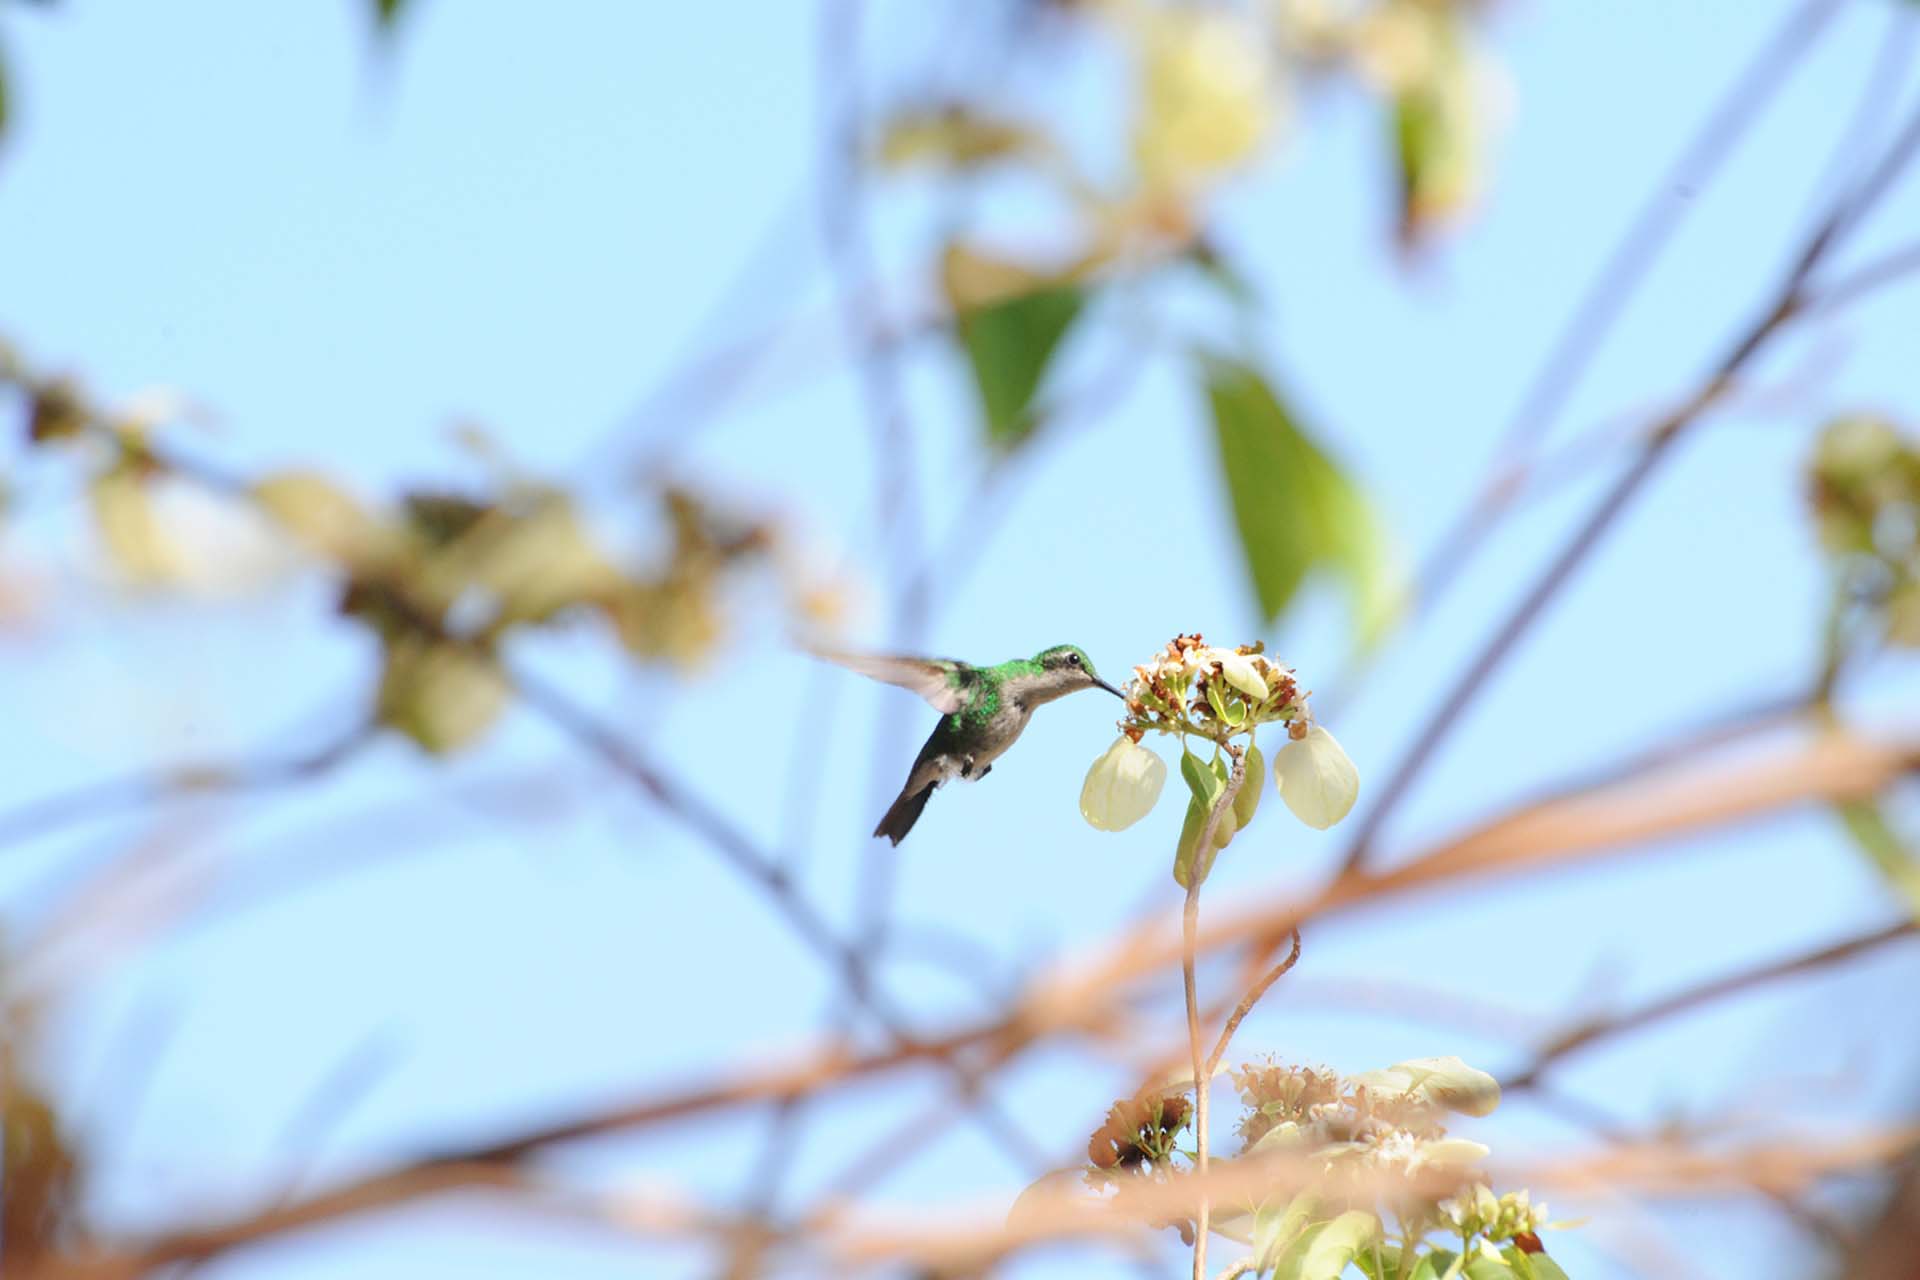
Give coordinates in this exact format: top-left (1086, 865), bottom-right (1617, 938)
top-left (2, 2), bottom-right (1919, 1277)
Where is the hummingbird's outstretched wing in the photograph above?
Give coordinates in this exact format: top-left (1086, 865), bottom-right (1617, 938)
top-left (807, 647), bottom-right (970, 715)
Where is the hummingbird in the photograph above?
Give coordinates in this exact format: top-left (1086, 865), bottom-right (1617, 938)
top-left (813, 643), bottom-right (1125, 845)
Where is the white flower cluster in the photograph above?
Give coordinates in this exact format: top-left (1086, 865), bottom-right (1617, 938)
top-left (1236, 1056), bottom-right (1500, 1185)
top-left (1079, 634), bottom-right (1359, 835)
top-left (1438, 1184), bottom-right (1550, 1246)
top-left (1124, 634), bottom-right (1303, 735)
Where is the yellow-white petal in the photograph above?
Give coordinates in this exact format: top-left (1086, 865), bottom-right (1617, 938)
top-left (1216, 650), bottom-right (1269, 701)
top-left (1412, 1138), bottom-right (1491, 1170)
top-left (1080, 736), bottom-right (1167, 832)
top-left (1272, 725), bottom-right (1358, 830)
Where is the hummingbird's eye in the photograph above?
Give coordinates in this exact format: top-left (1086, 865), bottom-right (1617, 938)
top-left (1068, 653), bottom-right (1081, 666)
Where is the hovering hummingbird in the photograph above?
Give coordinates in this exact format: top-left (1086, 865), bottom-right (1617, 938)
top-left (813, 644), bottom-right (1125, 845)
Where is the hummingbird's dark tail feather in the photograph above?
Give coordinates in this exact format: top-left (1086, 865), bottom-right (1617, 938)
top-left (874, 782), bottom-right (935, 845)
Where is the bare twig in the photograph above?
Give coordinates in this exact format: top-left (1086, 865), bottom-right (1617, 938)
top-left (1503, 917), bottom-right (1920, 1091)
top-left (1205, 928), bottom-right (1302, 1082)
top-left (829, 1125), bottom-right (1920, 1270)
top-left (27, 726), bottom-right (1915, 1275)
top-left (0, 723), bottom-right (371, 853)
top-left (1407, 0), bottom-right (1844, 624)
top-left (1339, 94), bottom-right (1920, 876)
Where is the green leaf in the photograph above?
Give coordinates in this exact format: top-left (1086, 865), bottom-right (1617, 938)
top-left (1200, 353), bottom-right (1401, 646)
top-left (1181, 749), bottom-right (1225, 811)
top-left (1270, 1210), bottom-right (1379, 1280)
top-left (1174, 796), bottom-right (1215, 889)
top-left (1409, 1253), bottom-right (1454, 1280)
top-left (1252, 1192), bottom-right (1320, 1271)
top-left (957, 284), bottom-right (1084, 449)
top-left (1174, 750), bottom-right (1233, 887)
top-left (1508, 1250), bottom-right (1570, 1280)
top-left (1835, 799), bottom-right (1920, 918)
top-left (1233, 742), bottom-right (1265, 827)
top-left (1462, 1250), bottom-right (1516, 1280)
top-left (374, 0), bottom-right (409, 30)
top-left (1354, 1243), bottom-right (1402, 1280)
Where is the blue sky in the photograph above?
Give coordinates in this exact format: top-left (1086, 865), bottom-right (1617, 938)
top-left (2, 2), bottom-right (1919, 1277)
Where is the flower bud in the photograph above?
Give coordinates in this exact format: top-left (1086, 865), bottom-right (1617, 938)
top-left (1233, 744), bottom-right (1265, 828)
top-left (1210, 799), bottom-right (1237, 850)
top-left (1272, 725), bottom-right (1358, 829)
top-left (1080, 736), bottom-right (1167, 832)
top-left (1217, 650), bottom-right (1269, 701)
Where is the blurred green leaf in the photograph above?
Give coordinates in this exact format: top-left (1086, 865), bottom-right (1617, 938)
top-left (1503, 1248), bottom-right (1571, 1280)
top-left (875, 106), bottom-right (1045, 172)
top-left (1391, 10), bottom-right (1482, 250)
top-left (1173, 796), bottom-right (1217, 890)
top-left (377, 636), bottom-right (509, 754)
top-left (1463, 1252), bottom-right (1516, 1279)
top-left (374, 0), bottom-right (409, 30)
top-left (1271, 1210), bottom-right (1378, 1280)
top-left (1409, 1253), bottom-right (1455, 1280)
top-left (1252, 1191), bottom-right (1319, 1271)
top-left (1233, 742), bottom-right (1265, 827)
top-left (1201, 353), bottom-right (1401, 645)
top-left (956, 284), bottom-right (1084, 449)
top-left (1835, 798), bottom-right (1920, 918)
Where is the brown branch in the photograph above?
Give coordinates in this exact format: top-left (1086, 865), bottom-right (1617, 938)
top-left (1803, 240), bottom-right (1920, 319)
top-left (831, 1125), bottom-right (1920, 1271)
top-left (1503, 917), bottom-right (1920, 1091)
top-left (38, 727), bottom-right (1915, 1275)
top-left (1205, 927), bottom-right (1302, 1083)
top-left (506, 665), bottom-right (1048, 1174)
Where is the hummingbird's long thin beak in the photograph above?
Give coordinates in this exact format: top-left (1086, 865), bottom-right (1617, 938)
top-left (1096, 677), bottom-right (1125, 699)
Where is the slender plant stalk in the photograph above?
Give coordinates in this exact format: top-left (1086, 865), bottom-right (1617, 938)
top-left (1182, 880), bottom-right (1208, 1280)
top-left (1206, 928), bottom-right (1303, 1081)
top-left (1185, 744), bottom-right (1246, 1280)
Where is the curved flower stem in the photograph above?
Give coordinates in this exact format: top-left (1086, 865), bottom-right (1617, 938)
top-left (1185, 742), bottom-right (1246, 1280)
top-left (1205, 927), bottom-right (1303, 1082)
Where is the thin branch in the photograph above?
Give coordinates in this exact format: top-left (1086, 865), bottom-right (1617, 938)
top-left (1503, 917), bottom-right (1919, 1091)
top-left (1407, 0), bottom-right (1844, 623)
top-left (830, 1125), bottom-right (1920, 1271)
top-left (0, 723), bottom-right (371, 853)
top-left (36, 727), bottom-right (1917, 1275)
top-left (1802, 240), bottom-right (1920, 318)
top-left (1339, 94), bottom-right (1920, 876)
top-left (506, 664), bottom-right (1049, 1178)
top-left (1205, 928), bottom-right (1302, 1082)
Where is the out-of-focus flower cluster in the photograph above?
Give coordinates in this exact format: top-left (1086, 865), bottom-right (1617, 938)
top-left (1068, 1053), bottom-right (1570, 1276)
top-left (1809, 413), bottom-right (1920, 649)
top-left (874, 0), bottom-right (1503, 312)
top-left (1081, 1086), bottom-right (1200, 1245)
top-left (2, 350), bottom-right (853, 755)
top-left (1086, 1088), bottom-right (1192, 1173)
top-left (1439, 1183), bottom-right (1550, 1248)
top-left (1233, 1055), bottom-right (1498, 1186)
